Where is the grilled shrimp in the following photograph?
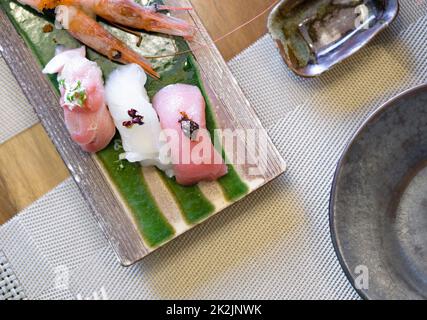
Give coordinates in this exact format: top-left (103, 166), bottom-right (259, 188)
top-left (18, 0), bottom-right (194, 39)
top-left (56, 5), bottom-right (159, 78)
top-left (62, 0), bottom-right (195, 39)
top-left (18, 0), bottom-right (196, 77)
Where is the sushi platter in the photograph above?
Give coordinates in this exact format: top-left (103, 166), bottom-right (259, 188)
top-left (0, 0), bottom-right (286, 265)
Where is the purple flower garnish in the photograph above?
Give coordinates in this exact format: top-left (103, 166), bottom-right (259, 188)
top-left (123, 109), bottom-right (144, 128)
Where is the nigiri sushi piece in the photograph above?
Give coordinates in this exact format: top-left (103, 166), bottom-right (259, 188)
top-left (152, 84), bottom-right (228, 186)
top-left (105, 64), bottom-right (174, 176)
top-left (43, 46), bottom-right (116, 153)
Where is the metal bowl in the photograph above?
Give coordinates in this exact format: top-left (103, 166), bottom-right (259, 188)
top-left (330, 84), bottom-right (427, 300)
top-left (268, 0), bottom-right (399, 77)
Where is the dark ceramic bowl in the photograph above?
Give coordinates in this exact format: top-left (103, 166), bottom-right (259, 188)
top-left (330, 84), bottom-right (427, 300)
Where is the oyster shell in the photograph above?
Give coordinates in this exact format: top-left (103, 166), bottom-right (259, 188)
top-left (268, 0), bottom-right (399, 77)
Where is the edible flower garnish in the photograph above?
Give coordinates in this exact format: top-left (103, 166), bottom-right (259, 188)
top-left (58, 78), bottom-right (65, 88)
top-left (123, 109), bottom-right (145, 128)
top-left (178, 111), bottom-right (199, 141)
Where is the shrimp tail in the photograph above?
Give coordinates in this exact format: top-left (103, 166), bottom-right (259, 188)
top-left (92, 0), bottom-right (196, 40)
top-left (56, 5), bottom-right (159, 79)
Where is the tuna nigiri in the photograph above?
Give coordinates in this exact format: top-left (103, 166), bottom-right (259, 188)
top-left (152, 84), bottom-right (228, 186)
top-left (43, 46), bottom-right (116, 152)
top-left (105, 64), bottom-right (174, 176)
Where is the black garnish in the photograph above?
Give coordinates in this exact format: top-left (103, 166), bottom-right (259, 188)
top-left (112, 50), bottom-right (122, 60)
top-left (153, 3), bottom-right (170, 13)
top-left (178, 112), bottom-right (199, 141)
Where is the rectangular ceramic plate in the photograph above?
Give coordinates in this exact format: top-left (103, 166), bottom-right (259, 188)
top-left (0, 0), bottom-right (286, 266)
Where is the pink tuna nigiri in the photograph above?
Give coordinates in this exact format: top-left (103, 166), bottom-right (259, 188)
top-left (43, 46), bottom-right (115, 152)
top-left (152, 84), bottom-right (228, 186)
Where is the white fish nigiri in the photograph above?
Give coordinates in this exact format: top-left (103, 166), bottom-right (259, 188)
top-left (105, 64), bottom-right (173, 176)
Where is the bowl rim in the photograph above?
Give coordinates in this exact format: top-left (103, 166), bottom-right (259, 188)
top-left (328, 82), bottom-right (427, 300)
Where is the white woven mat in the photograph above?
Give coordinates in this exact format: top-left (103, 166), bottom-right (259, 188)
top-left (1, 1), bottom-right (427, 299)
top-left (0, 55), bottom-right (38, 144)
top-left (0, 250), bottom-right (26, 300)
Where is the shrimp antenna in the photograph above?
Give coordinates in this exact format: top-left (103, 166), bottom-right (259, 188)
top-left (154, 5), bottom-right (193, 12)
top-left (145, 0), bottom-right (280, 60)
top-left (109, 22), bottom-right (144, 47)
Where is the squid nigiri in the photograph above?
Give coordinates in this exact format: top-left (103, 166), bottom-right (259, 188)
top-left (43, 46), bottom-right (116, 153)
top-left (105, 64), bottom-right (174, 176)
top-left (152, 84), bottom-right (228, 186)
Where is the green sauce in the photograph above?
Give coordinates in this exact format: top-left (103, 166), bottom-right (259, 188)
top-left (98, 136), bottom-right (175, 247)
top-left (159, 171), bottom-right (215, 224)
top-left (2, 0), bottom-right (248, 246)
top-left (188, 56), bottom-right (249, 201)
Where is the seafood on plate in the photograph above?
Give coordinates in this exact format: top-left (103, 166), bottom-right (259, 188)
top-left (105, 63), bottom-right (174, 176)
top-left (18, 0), bottom-right (196, 78)
top-left (55, 5), bottom-right (159, 78)
top-left (105, 66), bottom-right (229, 186)
top-left (15, 1), bottom-right (229, 185)
top-left (153, 84), bottom-right (228, 186)
top-left (43, 46), bottom-right (116, 152)
top-left (64, 0), bottom-right (195, 39)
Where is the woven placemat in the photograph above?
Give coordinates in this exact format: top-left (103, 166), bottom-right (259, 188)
top-left (0, 0), bottom-right (426, 299)
top-left (0, 55), bottom-right (38, 144)
top-left (0, 250), bottom-right (26, 300)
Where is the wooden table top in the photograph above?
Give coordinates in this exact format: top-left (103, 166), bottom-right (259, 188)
top-left (0, 0), bottom-right (276, 225)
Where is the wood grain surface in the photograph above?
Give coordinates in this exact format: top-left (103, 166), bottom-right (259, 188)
top-left (0, 0), bottom-right (276, 225)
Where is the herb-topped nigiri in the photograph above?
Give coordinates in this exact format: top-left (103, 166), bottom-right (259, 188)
top-left (43, 46), bottom-right (116, 153)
